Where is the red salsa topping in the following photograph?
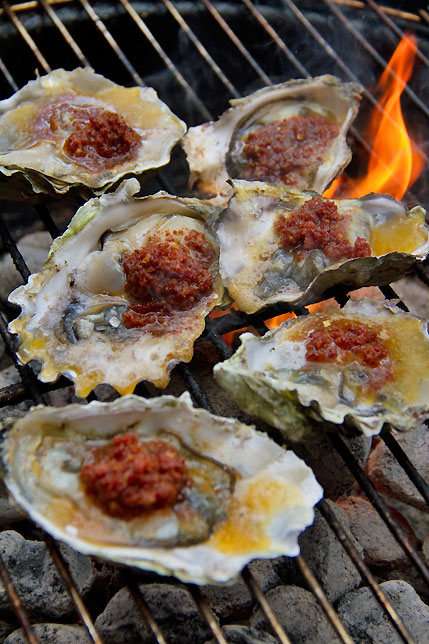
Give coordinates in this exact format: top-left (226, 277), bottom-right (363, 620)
top-left (240, 114), bottom-right (339, 187)
top-left (34, 98), bottom-right (140, 172)
top-left (305, 318), bottom-right (393, 390)
top-left (274, 196), bottom-right (371, 261)
top-left (80, 433), bottom-right (190, 519)
top-left (123, 229), bottom-right (215, 328)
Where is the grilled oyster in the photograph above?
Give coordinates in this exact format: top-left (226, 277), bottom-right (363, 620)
top-left (0, 68), bottom-right (186, 199)
top-left (214, 299), bottom-right (429, 441)
top-left (8, 179), bottom-right (224, 397)
top-left (182, 75), bottom-right (362, 203)
top-left (217, 181), bottom-right (429, 313)
top-left (1, 393), bottom-right (323, 584)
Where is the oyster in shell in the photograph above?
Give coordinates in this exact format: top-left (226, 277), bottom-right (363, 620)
top-left (182, 75), bottom-right (362, 203)
top-left (217, 181), bottom-right (429, 313)
top-left (0, 393), bottom-right (323, 584)
top-left (0, 68), bottom-right (186, 198)
top-left (214, 299), bottom-right (429, 441)
top-left (8, 179), bottom-right (224, 397)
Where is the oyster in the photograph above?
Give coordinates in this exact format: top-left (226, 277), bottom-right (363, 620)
top-left (0, 68), bottom-right (186, 198)
top-left (217, 180), bottom-right (429, 313)
top-left (214, 299), bottom-right (429, 441)
top-left (8, 179), bottom-right (224, 397)
top-left (182, 75), bottom-right (362, 202)
top-left (0, 393), bottom-right (323, 584)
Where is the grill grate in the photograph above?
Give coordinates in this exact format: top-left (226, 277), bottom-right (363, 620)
top-left (0, 2), bottom-right (428, 644)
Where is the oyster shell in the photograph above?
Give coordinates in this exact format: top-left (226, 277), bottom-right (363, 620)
top-left (8, 179), bottom-right (224, 397)
top-left (217, 181), bottom-right (429, 313)
top-left (182, 75), bottom-right (362, 203)
top-left (0, 68), bottom-right (186, 198)
top-left (0, 393), bottom-right (323, 584)
top-left (214, 299), bottom-right (429, 441)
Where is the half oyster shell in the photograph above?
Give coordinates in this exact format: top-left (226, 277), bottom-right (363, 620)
top-left (217, 181), bottom-right (429, 313)
top-left (8, 179), bottom-right (224, 397)
top-left (182, 75), bottom-right (362, 203)
top-left (0, 393), bottom-right (323, 584)
top-left (0, 68), bottom-right (186, 199)
top-left (214, 299), bottom-right (429, 441)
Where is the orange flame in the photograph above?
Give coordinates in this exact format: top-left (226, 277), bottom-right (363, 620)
top-left (324, 33), bottom-right (424, 200)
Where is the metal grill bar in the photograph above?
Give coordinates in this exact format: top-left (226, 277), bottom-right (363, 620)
top-left (328, 432), bottom-right (429, 584)
top-left (280, 0), bottom-right (429, 162)
top-left (127, 581), bottom-right (168, 644)
top-left (323, 0), bottom-right (429, 118)
top-left (201, 0), bottom-right (271, 85)
top-left (2, 0), bottom-right (51, 72)
top-left (118, 0), bottom-right (212, 120)
top-left (365, 0), bottom-right (429, 68)
top-left (38, 0), bottom-right (89, 66)
top-left (44, 535), bottom-right (103, 644)
top-left (0, 554), bottom-right (41, 644)
top-left (318, 499), bottom-right (417, 644)
top-left (161, 0), bottom-right (239, 98)
top-left (187, 585), bottom-right (228, 644)
top-left (381, 430), bottom-right (429, 505)
top-left (78, 0), bottom-right (144, 86)
top-left (296, 555), bottom-right (354, 644)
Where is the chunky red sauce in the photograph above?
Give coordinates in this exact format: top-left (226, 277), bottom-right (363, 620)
top-left (34, 97), bottom-right (140, 172)
top-left (274, 196), bottom-right (371, 261)
top-left (80, 433), bottom-right (190, 519)
top-left (123, 229), bottom-right (215, 329)
top-left (305, 318), bottom-right (393, 390)
top-left (240, 114), bottom-right (339, 187)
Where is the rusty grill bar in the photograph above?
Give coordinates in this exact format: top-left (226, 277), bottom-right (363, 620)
top-left (0, 1), bottom-right (427, 643)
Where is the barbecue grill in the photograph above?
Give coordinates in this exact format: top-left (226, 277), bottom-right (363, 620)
top-left (0, 2), bottom-right (428, 643)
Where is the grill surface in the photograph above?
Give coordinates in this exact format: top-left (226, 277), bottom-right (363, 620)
top-left (0, 2), bottom-right (428, 644)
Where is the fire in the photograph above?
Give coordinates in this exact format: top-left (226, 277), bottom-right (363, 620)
top-left (324, 33), bottom-right (424, 200)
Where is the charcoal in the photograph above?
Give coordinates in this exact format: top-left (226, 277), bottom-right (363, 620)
top-left (251, 585), bottom-right (341, 643)
top-left (367, 426), bottom-right (429, 511)
top-left (423, 534), bottom-right (429, 565)
top-left (0, 619), bottom-right (16, 642)
top-left (337, 580), bottom-right (429, 644)
top-left (274, 501), bottom-right (362, 602)
top-left (385, 497), bottom-right (429, 543)
top-left (337, 496), bottom-right (415, 569)
top-left (4, 624), bottom-right (91, 643)
top-left (0, 531), bottom-right (96, 619)
top-left (247, 559), bottom-right (282, 593)
top-left (95, 583), bottom-right (210, 644)
top-left (200, 576), bottom-right (253, 621)
top-left (0, 482), bottom-right (25, 527)
top-left (204, 625), bottom-right (279, 644)
top-left (0, 366), bottom-right (20, 389)
top-left (292, 433), bottom-right (371, 499)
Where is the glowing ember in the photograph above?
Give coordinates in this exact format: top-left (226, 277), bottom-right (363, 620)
top-left (324, 33), bottom-right (424, 200)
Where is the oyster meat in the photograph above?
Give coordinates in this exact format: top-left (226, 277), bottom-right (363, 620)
top-left (1, 393), bottom-right (323, 584)
top-left (8, 179), bottom-right (224, 397)
top-left (214, 299), bottom-right (429, 441)
top-left (0, 68), bottom-right (186, 198)
top-left (182, 75), bottom-right (362, 202)
top-left (217, 180), bottom-right (429, 313)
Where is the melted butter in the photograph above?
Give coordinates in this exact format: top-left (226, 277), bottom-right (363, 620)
top-left (383, 317), bottom-right (429, 405)
top-left (98, 87), bottom-right (164, 129)
top-left (370, 210), bottom-right (427, 255)
top-left (210, 476), bottom-right (303, 555)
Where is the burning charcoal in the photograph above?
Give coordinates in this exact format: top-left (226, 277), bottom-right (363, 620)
top-left (0, 482), bottom-right (25, 526)
top-left (337, 496), bottom-right (416, 569)
top-left (274, 501), bottom-right (362, 602)
top-left (0, 231), bottom-right (52, 301)
top-left (337, 580), bottom-right (429, 644)
top-left (95, 583), bottom-right (210, 644)
top-left (0, 531), bottom-right (96, 619)
top-left (204, 625), bottom-right (279, 644)
top-left (383, 497), bottom-right (429, 543)
top-left (367, 425), bottom-right (428, 511)
top-left (251, 585), bottom-right (341, 643)
top-left (4, 624), bottom-right (91, 644)
top-left (292, 433), bottom-right (371, 499)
